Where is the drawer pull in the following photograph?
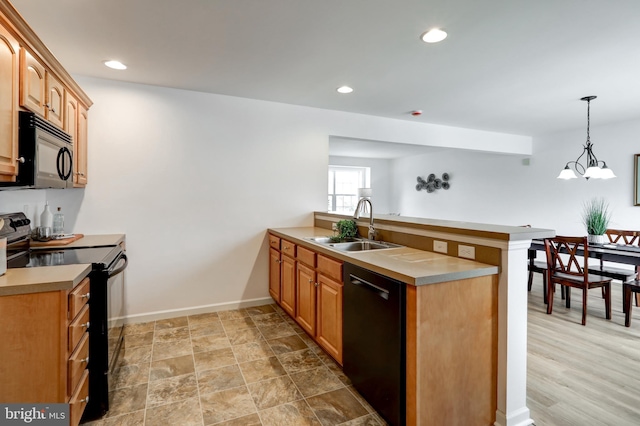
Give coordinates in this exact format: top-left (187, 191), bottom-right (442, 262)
top-left (81, 321), bottom-right (90, 329)
top-left (315, 282), bottom-right (319, 287)
top-left (80, 356), bottom-right (89, 364)
top-left (81, 292), bottom-right (90, 299)
top-left (283, 247), bottom-right (289, 250)
top-left (79, 396), bottom-right (89, 404)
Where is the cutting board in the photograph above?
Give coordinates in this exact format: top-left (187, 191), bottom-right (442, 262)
top-left (31, 234), bottom-right (84, 247)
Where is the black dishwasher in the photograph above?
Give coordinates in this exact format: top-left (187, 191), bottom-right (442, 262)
top-left (343, 263), bottom-right (406, 426)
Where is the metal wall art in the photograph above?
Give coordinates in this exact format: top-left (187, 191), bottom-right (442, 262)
top-left (416, 173), bottom-right (450, 193)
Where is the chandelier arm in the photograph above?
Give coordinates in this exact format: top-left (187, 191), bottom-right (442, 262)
top-left (566, 159), bottom-right (586, 175)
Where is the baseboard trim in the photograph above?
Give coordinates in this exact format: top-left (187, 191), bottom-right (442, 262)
top-left (124, 297), bottom-right (275, 324)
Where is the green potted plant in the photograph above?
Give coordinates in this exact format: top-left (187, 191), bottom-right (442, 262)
top-left (581, 197), bottom-right (611, 244)
top-left (329, 219), bottom-right (358, 242)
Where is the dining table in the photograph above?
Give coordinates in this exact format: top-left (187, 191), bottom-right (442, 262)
top-left (529, 239), bottom-right (640, 268)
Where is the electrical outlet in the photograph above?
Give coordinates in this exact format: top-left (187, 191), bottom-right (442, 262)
top-left (433, 240), bottom-right (448, 253)
top-left (458, 245), bottom-right (476, 259)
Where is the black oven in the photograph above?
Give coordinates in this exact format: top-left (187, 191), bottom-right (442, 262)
top-left (1, 212), bottom-right (127, 420)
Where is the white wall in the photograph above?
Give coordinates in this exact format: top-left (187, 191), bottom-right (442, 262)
top-left (390, 119), bottom-right (640, 235)
top-left (0, 76), bottom-right (524, 319)
top-left (328, 156), bottom-right (393, 215)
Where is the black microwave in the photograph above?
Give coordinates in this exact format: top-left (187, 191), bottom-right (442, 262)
top-left (0, 111), bottom-right (74, 189)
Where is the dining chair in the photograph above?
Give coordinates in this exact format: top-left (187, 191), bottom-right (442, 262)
top-left (593, 229), bottom-right (640, 309)
top-left (544, 236), bottom-right (612, 326)
top-left (623, 280), bottom-right (640, 326)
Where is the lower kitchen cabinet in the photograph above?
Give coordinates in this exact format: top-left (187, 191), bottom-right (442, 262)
top-left (268, 233), bottom-right (344, 365)
top-left (0, 277), bottom-right (91, 426)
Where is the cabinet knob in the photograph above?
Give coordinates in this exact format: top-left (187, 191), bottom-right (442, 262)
top-left (15, 157), bottom-right (25, 163)
top-left (81, 292), bottom-right (90, 299)
top-left (79, 396), bottom-right (89, 404)
top-left (81, 356), bottom-right (89, 364)
top-left (314, 282), bottom-right (319, 287)
top-left (81, 321), bottom-right (90, 329)
top-left (308, 278), bottom-right (314, 283)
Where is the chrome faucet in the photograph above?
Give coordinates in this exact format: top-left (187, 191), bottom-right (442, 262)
top-left (353, 198), bottom-right (376, 240)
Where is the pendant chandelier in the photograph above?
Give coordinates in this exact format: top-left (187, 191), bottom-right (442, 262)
top-left (557, 96), bottom-right (616, 180)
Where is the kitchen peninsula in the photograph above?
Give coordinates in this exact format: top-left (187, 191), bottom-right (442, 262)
top-left (270, 212), bottom-right (553, 426)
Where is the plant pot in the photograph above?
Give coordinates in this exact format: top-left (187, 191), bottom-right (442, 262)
top-left (588, 234), bottom-right (605, 245)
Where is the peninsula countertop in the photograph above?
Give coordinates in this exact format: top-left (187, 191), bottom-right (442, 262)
top-left (269, 227), bottom-right (499, 285)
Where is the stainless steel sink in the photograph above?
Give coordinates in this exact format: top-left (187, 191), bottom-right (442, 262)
top-left (328, 240), bottom-right (403, 252)
top-left (305, 237), bottom-right (359, 244)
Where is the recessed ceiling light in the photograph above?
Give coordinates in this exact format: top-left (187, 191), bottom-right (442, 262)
top-left (336, 86), bottom-right (353, 94)
top-left (421, 28), bottom-right (447, 43)
top-left (104, 60), bottom-right (127, 70)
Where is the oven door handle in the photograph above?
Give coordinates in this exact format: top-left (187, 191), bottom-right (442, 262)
top-left (109, 253), bottom-right (128, 277)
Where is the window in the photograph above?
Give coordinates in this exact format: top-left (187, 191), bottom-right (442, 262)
top-left (328, 166), bottom-right (370, 213)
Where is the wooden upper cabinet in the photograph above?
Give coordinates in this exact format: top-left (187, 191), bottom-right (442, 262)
top-left (46, 71), bottom-right (64, 128)
top-left (0, 25), bottom-right (19, 181)
top-left (75, 104), bottom-right (88, 186)
top-left (19, 47), bottom-right (45, 116)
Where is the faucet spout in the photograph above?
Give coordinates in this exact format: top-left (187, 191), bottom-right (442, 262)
top-left (353, 198), bottom-right (375, 240)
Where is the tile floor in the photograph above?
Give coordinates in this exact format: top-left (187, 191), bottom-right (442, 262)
top-left (82, 304), bottom-right (387, 426)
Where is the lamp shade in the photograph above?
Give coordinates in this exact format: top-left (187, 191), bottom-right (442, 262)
top-left (599, 166), bottom-right (616, 179)
top-left (557, 167), bottom-right (578, 180)
top-left (357, 188), bottom-right (372, 197)
top-left (583, 166), bottom-right (602, 179)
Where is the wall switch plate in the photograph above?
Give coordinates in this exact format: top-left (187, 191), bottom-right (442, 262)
top-left (433, 240), bottom-right (448, 253)
top-left (458, 245), bottom-right (476, 259)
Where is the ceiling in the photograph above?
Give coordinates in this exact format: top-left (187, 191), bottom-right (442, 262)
top-left (10, 0), bottom-right (640, 139)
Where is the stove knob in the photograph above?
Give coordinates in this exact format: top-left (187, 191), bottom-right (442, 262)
top-left (9, 219), bottom-right (17, 230)
top-left (23, 218), bottom-right (31, 226)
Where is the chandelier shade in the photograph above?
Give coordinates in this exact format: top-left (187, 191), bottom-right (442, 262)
top-left (557, 96), bottom-right (616, 180)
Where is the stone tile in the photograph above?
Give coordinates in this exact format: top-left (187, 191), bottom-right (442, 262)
top-left (98, 410), bottom-right (145, 425)
top-left (277, 348), bottom-right (324, 374)
top-left (155, 316), bottom-right (189, 330)
top-left (347, 386), bottom-right (376, 414)
top-left (153, 326), bottom-right (190, 343)
top-left (226, 327), bottom-right (264, 346)
top-left (271, 303), bottom-right (285, 314)
top-left (152, 338), bottom-right (192, 361)
top-left (218, 309), bottom-right (250, 320)
top-left (340, 414), bottom-right (384, 426)
top-left (259, 400), bottom-right (322, 426)
top-left (189, 320), bottom-right (225, 337)
top-left (232, 340), bottom-right (275, 363)
top-left (306, 388), bottom-right (369, 426)
top-left (120, 345), bottom-right (152, 366)
top-left (191, 332), bottom-right (231, 353)
top-left (297, 332), bottom-right (321, 350)
top-left (149, 354), bottom-right (195, 381)
top-left (193, 347), bottom-right (237, 372)
top-left (105, 384), bottom-right (148, 418)
top-left (187, 311), bottom-right (219, 326)
top-left (200, 386), bottom-right (256, 425)
top-left (238, 356), bottom-right (287, 383)
top-left (197, 364), bottom-right (245, 395)
top-left (147, 373), bottom-right (198, 407)
top-left (112, 362), bottom-right (150, 389)
top-left (289, 366), bottom-right (344, 397)
top-left (124, 331), bottom-right (154, 348)
top-left (267, 334), bottom-right (308, 355)
top-left (258, 323), bottom-right (297, 340)
top-left (213, 413), bottom-right (262, 426)
top-left (145, 397), bottom-right (203, 426)
top-left (123, 322), bottom-right (154, 336)
top-left (221, 317), bottom-right (256, 332)
top-left (281, 315), bottom-right (307, 334)
top-left (246, 376), bottom-right (303, 410)
top-left (244, 304), bottom-right (276, 316)
top-left (251, 312), bottom-right (285, 327)
top-left (327, 361), bottom-right (351, 386)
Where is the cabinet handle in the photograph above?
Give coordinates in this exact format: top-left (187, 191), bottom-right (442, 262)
top-left (308, 278), bottom-right (314, 283)
top-left (314, 282), bottom-right (319, 287)
top-left (79, 396), bottom-right (89, 404)
top-left (15, 157), bottom-right (25, 163)
top-left (283, 247), bottom-right (289, 250)
top-left (81, 321), bottom-right (90, 329)
top-left (275, 259), bottom-right (282, 264)
top-left (80, 356), bottom-right (89, 364)
top-left (81, 292), bottom-right (90, 299)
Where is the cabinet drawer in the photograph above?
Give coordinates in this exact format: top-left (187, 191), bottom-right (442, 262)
top-left (297, 246), bottom-right (316, 267)
top-left (281, 240), bottom-right (296, 258)
top-left (69, 278), bottom-right (90, 319)
top-left (68, 304), bottom-right (90, 353)
top-left (68, 332), bottom-right (89, 396)
top-left (317, 255), bottom-right (342, 281)
top-left (269, 234), bottom-right (281, 250)
top-left (69, 369), bottom-right (89, 426)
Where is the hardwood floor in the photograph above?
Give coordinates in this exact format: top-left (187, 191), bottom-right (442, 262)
top-left (527, 276), bottom-right (640, 425)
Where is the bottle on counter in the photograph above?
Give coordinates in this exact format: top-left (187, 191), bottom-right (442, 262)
top-left (53, 207), bottom-right (64, 235)
top-left (40, 202), bottom-right (53, 230)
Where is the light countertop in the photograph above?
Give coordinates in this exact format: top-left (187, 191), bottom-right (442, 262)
top-left (269, 227), bottom-right (499, 286)
top-left (0, 264), bottom-right (91, 296)
top-left (31, 233), bottom-right (125, 250)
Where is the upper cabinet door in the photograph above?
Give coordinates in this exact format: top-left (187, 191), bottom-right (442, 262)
top-left (45, 71), bottom-right (64, 128)
top-left (0, 25), bottom-right (19, 181)
top-left (19, 48), bottom-right (45, 117)
top-left (75, 103), bottom-right (88, 186)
